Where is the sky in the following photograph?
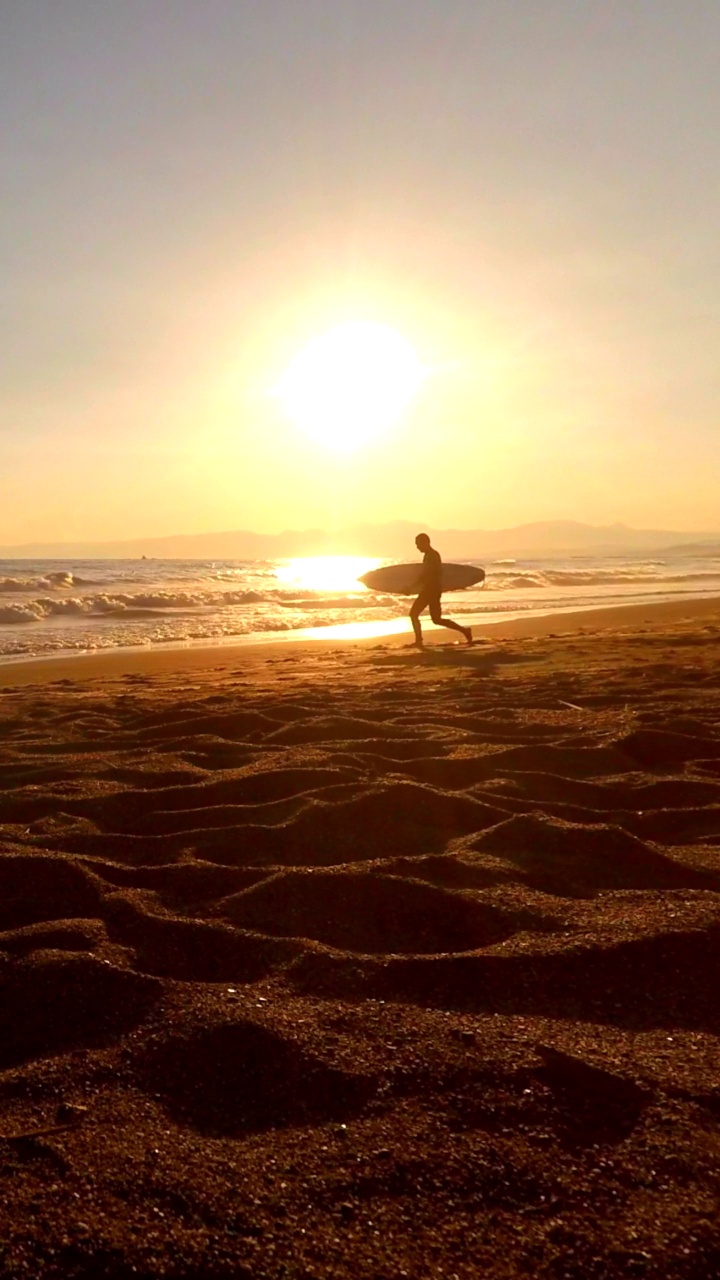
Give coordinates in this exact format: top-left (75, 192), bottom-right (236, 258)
top-left (2, 0), bottom-right (719, 546)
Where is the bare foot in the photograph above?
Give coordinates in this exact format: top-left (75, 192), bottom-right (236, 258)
top-left (463, 627), bottom-right (473, 645)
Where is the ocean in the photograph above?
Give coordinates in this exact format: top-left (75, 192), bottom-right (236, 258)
top-left (1, 551), bottom-right (720, 664)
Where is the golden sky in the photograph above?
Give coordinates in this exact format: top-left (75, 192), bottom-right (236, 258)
top-left (2, 2), bottom-right (719, 545)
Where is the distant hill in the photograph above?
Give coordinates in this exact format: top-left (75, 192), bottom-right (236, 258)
top-left (1, 520), bottom-right (718, 560)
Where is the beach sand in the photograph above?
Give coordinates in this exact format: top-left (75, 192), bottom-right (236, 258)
top-left (1, 598), bottom-right (719, 1277)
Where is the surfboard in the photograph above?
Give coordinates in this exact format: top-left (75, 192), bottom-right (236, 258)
top-left (359, 562), bottom-right (485, 594)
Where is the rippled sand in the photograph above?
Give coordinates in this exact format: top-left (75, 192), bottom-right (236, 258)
top-left (1, 600), bottom-right (719, 1278)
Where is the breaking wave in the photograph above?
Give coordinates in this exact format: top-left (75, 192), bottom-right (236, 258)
top-left (0, 571), bottom-right (96, 593)
top-left (0, 586), bottom-right (389, 626)
top-left (485, 565), bottom-right (720, 590)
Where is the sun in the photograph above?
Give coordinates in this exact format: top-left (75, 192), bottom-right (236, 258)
top-left (274, 321), bottom-right (426, 452)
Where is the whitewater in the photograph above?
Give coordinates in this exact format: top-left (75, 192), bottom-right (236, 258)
top-left (1, 551), bottom-right (720, 663)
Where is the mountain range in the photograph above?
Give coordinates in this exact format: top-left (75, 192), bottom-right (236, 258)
top-left (1, 521), bottom-right (719, 560)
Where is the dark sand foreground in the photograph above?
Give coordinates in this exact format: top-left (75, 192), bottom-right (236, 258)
top-left (1, 600), bottom-right (720, 1278)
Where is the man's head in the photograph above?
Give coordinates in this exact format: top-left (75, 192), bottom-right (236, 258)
top-left (415, 533), bottom-right (431, 552)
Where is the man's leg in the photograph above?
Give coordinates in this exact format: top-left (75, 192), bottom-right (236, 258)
top-left (429, 597), bottom-right (473, 644)
top-left (410, 592), bottom-right (429, 646)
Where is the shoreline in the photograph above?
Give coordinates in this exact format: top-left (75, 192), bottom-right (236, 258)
top-left (2, 593), bottom-right (720, 688)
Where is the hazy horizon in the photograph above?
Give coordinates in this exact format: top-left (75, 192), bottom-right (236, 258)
top-left (3, 2), bottom-right (719, 543)
top-left (2, 516), bottom-right (719, 563)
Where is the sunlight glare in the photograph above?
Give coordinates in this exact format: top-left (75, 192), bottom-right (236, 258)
top-left (274, 321), bottom-right (426, 452)
top-left (275, 556), bottom-right (381, 593)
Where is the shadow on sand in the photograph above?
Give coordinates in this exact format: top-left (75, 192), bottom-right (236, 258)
top-left (367, 643), bottom-right (542, 674)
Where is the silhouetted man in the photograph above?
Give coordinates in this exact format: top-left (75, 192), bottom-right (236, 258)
top-left (409, 533), bottom-right (473, 648)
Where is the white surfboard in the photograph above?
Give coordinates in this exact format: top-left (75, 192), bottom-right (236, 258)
top-left (359, 562), bottom-right (485, 594)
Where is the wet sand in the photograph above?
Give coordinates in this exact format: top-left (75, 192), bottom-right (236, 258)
top-left (1, 598), bottom-right (719, 1277)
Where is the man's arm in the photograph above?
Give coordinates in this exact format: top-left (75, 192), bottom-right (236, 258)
top-left (405, 559), bottom-right (429, 595)
top-left (399, 558), bottom-right (427, 596)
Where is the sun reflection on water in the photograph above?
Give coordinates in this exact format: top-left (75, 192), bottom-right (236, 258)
top-left (274, 556), bottom-right (381, 593)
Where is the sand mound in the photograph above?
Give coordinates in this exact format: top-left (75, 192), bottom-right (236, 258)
top-left (620, 727), bottom-right (720, 766)
top-left (139, 1018), bottom-right (377, 1135)
top-left (103, 893), bottom-right (298, 981)
top-left (331, 925), bottom-right (720, 1032)
top-left (0, 951), bottom-right (159, 1069)
top-left (0, 917), bottom-right (108, 957)
top-left (0, 853), bottom-right (103, 928)
top-left (532, 1044), bottom-right (653, 1147)
top-left (216, 868), bottom-right (535, 954)
top-left (466, 813), bottom-right (719, 895)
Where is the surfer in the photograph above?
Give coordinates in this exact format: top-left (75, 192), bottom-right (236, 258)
top-left (409, 534), bottom-right (473, 648)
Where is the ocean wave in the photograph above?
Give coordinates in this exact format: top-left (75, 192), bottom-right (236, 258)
top-left (486, 574), bottom-right (547, 590)
top-left (485, 566), bottom-right (720, 590)
top-left (664, 571), bottom-right (720, 583)
top-left (0, 571), bottom-right (94, 593)
top-left (0, 585), bottom-right (390, 625)
top-left (0, 607), bottom-right (372, 655)
top-left (0, 604), bottom-right (43, 624)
